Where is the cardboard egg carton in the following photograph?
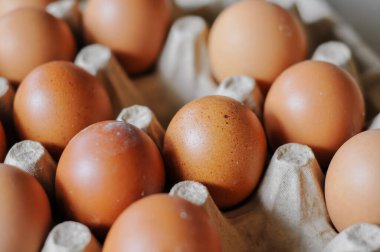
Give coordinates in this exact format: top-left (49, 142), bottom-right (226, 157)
top-left (2, 0), bottom-right (380, 251)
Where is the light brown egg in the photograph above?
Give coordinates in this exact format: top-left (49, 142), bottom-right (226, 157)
top-left (325, 130), bottom-right (380, 232)
top-left (0, 0), bottom-right (54, 16)
top-left (0, 122), bottom-right (5, 161)
top-left (13, 61), bottom-right (112, 158)
top-left (164, 95), bottom-right (267, 209)
top-left (0, 7), bottom-right (76, 83)
top-left (56, 121), bottom-right (165, 239)
top-left (264, 60), bottom-right (365, 168)
top-left (103, 194), bottom-right (221, 252)
top-left (83, 0), bottom-right (172, 75)
top-left (208, 0), bottom-right (307, 92)
top-left (0, 163), bottom-right (51, 251)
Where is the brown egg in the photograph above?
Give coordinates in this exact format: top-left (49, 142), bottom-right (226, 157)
top-left (325, 130), bottom-right (380, 232)
top-left (208, 0), bottom-right (307, 92)
top-left (264, 60), bottom-right (365, 168)
top-left (0, 0), bottom-right (54, 16)
top-left (164, 95), bottom-right (267, 209)
top-left (83, 0), bottom-right (172, 75)
top-left (103, 194), bottom-right (221, 252)
top-left (0, 163), bottom-right (51, 251)
top-left (0, 7), bottom-right (76, 83)
top-left (0, 122), bottom-right (6, 161)
top-left (56, 120), bottom-right (165, 238)
top-left (13, 61), bottom-right (112, 157)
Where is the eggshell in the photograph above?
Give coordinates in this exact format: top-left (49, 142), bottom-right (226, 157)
top-left (0, 0), bottom-right (54, 16)
top-left (264, 60), bottom-right (365, 168)
top-left (103, 194), bottom-right (222, 252)
top-left (56, 121), bottom-right (165, 238)
top-left (0, 7), bottom-right (76, 83)
top-left (0, 163), bottom-right (51, 251)
top-left (325, 130), bottom-right (380, 232)
top-left (208, 0), bottom-right (307, 92)
top-left (164, 95), bottom-right (267, 209)
top-left (83, 0), bottom-right (172, 75)
top-left (0, 121), bottom-right (6, 161)
top-left (13, 61), bottom-right (113, 158)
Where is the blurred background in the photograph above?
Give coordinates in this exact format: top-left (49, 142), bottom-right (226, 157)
top-left (327, 0), bottom-right (380, 56)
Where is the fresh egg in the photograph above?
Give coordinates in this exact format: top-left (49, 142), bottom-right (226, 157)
top-left (164, 95), bottom-right (267, 209)
top-left (0, 0), bottom-right (54, 16)
top-left (0, 121), bottom-right (5, 161)
top-left (325, 130), bottom-right (380, 232)
top-left (13, 61), bottom-right (113, 158)
top-left (103, 194), bottom-right (222, 252)
top-left (0, 7), bottom-right (76, 83)
top-left (264, 60), bottom-right (365, 168)
top-left (0, 163), bottom-right (51, 251)
top-left (83, 0), bottom-right (172, 75)
top-left (56, 121), bottom-right (165, 239)
top-left (208, 0), bottom-right (307, 92)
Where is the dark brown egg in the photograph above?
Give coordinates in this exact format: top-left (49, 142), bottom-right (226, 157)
top-left (0, 163), bottom-right (51, 251)
top-left (103, 194), bottom-right (221, 252)
top-left (13, 61), bottom-right (113, 158)
top-left (164, 95), bottom-right (267, 209)
top-left (56, 121), bottom-right (165, 238)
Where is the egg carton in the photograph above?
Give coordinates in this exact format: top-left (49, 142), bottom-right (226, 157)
top-left (2, 0), bottom-right (380, 251)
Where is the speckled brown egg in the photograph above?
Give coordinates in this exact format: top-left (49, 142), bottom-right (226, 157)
top-left (56, 121), bottom-right (165, 239)
top-left (103, 194), bottom-right (221, 252)
top-left (83, 0), bottom-right (172, 75)
top-left (325, 129), bottom-right (380, 232)
top-left (13, 61), bottom-right (112, 158)
top-left (208, 0), bottom-right (307, 92)
top-left (164, 95), bottom-right (267, 209)
top-left (264, 60), bottom-right (365, 168)
top-left (0, 0), bottom-right (54, 16)
top-left (0, 7), bottom-right (76, 83)
top-left (0, 163), bottom-right (51, 251)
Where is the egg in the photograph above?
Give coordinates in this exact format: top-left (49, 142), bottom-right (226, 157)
top-left (0, 7), bottom-right (76, 83)
top-left (56, 120), bottom-right (165, 238)
top-left (0, 163), bottom-right (51, 251)
top-left (13, 61), bottom-right (113, 158)
top-left (0, 121), bottom-right (5, 161)
top-left (0, 0), bottom-right (54, 16)
top-left (325, 130), bottom-right (380, 232)
top-left (164, 95), bottom-right (267, 209)
top-left (264, 60), bottom-right (365, 168)
top-left (208, 0), bottom-right (307, 92)
top-left (103, 194), bottom-right (221, 252)
top-left (83, 0), bottom-right (172, 75)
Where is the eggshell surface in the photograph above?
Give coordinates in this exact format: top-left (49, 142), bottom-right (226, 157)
top-left (0, 8), bottom-right (76, 83)
top-left (0, 0), bottom-right (54, 16)
top-left (264, 60), bottom-right (365, 168)
top-left (83, 0), bottom-right (172, 74)
top-left (208, 0), bottom-right (307, 92)
top-left (13, 61), bottom-right (113, 157)
top-left (103, 194), bottom-right (222, 252)
top-left (164, 95), bottom-right (267, 209)
top-left (0, 164), bottom-right (51, 252)
top-left (325, 130), bottom-right (380, 232)
top-left (56, 121), bottom-right (165, 238)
